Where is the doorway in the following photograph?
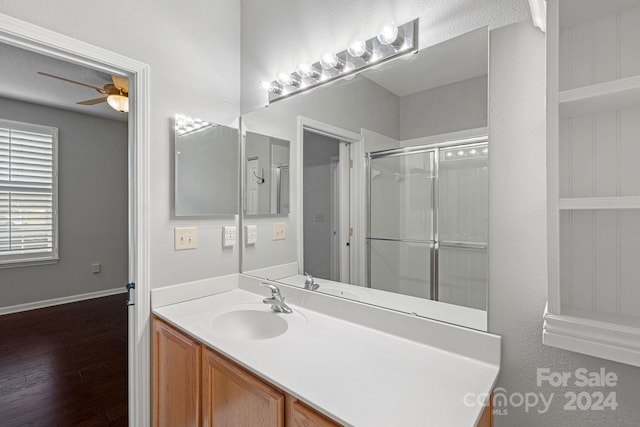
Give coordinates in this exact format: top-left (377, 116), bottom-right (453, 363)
top-left (302, 130), bottom-right (351, 282)
top-left (0, 14), bottom-right (151, 426)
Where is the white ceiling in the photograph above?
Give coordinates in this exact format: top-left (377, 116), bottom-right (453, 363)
top-left (0, 42), bottom-right (128, 122)
top-left (361, 27), bottom-right (488, 98)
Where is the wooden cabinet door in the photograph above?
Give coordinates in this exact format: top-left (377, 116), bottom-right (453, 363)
top-left (153, 317), bottom-right (202, 427)
top-left (202, 347), bottom-right (284, 427)
top-left (286, 395), bottom-right (341, 427)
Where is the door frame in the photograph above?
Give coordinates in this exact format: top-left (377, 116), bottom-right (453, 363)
top-left (296, 116), bottom-right (364, 285)
top-left (0, 13), bottom-right (151, 426)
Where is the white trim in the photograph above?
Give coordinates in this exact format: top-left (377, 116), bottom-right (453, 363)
top-left (558, 196), bottom-right (640, 210)
top-left (0, 13), bottom-right (152, 426)
top-left (296, 117), bottom-right (365, 286)
top-left (543, 305), bottom-right (640, 367)
top-left (0, 287), bottom-right (126, 316)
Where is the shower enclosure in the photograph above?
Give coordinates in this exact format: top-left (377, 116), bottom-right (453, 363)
top-left (367, 138), bottom-right (488, 310)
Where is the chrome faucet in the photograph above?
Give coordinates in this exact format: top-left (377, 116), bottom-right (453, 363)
top-left (304, 273), bottom-right (319, 291)
top-left (261, 282), bottom-right (293, 314)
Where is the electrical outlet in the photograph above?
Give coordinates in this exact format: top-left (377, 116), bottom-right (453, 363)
top-left (91, 263), bottom-right (101, 274)
top-left (175, 227), bottom-right (198, 250)
top-left (245, 225), bottom-right (257, 245)
top-left (223, 226), bottom-right (237, 248)
top-left (272, 222), bottom-right (286, 241)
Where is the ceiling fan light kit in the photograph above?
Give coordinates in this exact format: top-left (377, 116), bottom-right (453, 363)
top-left (107, 93), bottom-right (129, 113)
top-left (37, 71), bottom-right (129, 113)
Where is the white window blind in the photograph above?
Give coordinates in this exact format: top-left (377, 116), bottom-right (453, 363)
top-left (0, 119), bottom-right (58, 265)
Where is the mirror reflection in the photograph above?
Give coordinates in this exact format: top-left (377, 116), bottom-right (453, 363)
top-left (244, 131), bottom-right (290, 216)
top-left (241, 28), bottom-right (489, 330)
top-left (174, 115), bottom-right (239, 216)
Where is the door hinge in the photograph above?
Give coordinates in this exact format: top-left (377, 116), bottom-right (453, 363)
top-left (125, 282), bottom-right (136, 306)
top-left (350, 159), bottom-right (354, 168)
top-left (350, 227), bottom-right (353, 237)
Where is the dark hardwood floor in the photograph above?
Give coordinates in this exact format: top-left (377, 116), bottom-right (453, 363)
top-left (0, 294), bottom-right (128, 426)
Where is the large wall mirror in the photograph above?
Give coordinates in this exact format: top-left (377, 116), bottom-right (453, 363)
top-left (240, 27), bottom-right (489, 330)
top-left (174, 115), bottom-right (239, 216)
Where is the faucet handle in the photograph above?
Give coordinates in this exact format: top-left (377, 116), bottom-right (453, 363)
top-left (260, 282), bottom-right (281, 296)
top-left (304, 272), bottom-right (314, 284)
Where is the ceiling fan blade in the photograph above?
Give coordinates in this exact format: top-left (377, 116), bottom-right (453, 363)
top-left (77, 97), bottom-right (108, 105)
top-left (112, 75), bottom-right (129, 93)
top-left (37, 71), bottom-right (107, 94)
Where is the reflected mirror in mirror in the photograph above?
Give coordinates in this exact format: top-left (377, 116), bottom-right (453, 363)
top-left (241, 27), bottom-right (489, 331)
top-left (174, 115), bottom-right (239, 216)
top-left (244, 131), bottom-right (290, 216)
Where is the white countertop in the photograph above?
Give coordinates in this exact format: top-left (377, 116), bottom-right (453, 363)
top-left (154, 287), bottom-right (499, 427)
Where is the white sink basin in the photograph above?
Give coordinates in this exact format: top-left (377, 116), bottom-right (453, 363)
top-left (211, 309), bottom-right (289, 340)
top-left (204, 303), bottom-right (307, 341)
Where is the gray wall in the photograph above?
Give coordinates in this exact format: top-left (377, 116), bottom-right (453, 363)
top-left (0, 0), bottom-right (242, 288)
top-left (489, 22), bottom-right (640, 426)
top-left (241, 76), bottom-right (399, 272)
top-left (303, 131), bottom-right (340, 279)
top-left (399, 75), bottom-right (488, 141)
top-left (0, 97), bottom-right (128, 308)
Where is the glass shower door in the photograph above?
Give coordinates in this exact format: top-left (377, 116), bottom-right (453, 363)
top-left (437, 143), bottom-right (488, 310)
top-left (368, 150), bottom-right (434, 299)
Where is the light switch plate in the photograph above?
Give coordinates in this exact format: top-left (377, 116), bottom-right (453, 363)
top-left (272, 222), bottom-right (286, 241)
top-left (223, 226), bottom-right (237, 248)
top-left (175, 227), bottom-right (198, 250)
top-left (91, 263), bottom-right (101, 274)
top-left (245, 225), bottom-right (257, 245)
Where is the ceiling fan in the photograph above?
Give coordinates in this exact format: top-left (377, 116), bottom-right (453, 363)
top-left (37, 71), bottom-right (129, 113)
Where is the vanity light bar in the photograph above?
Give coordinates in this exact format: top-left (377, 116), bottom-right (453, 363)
top-left (175, 113), bottom-right (216, 137)
top-left (261, 18), bottom-right (419, 104)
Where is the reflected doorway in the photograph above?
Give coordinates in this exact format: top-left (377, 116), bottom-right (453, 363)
top-left (303, 129), bottom-right (351, 283)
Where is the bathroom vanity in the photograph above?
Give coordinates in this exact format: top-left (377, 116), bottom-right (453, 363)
top-left (151, 275), bottom-right (500, 427)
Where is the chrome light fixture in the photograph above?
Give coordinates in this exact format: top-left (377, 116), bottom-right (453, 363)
top-left (261, 18), bottom-right (418, 103)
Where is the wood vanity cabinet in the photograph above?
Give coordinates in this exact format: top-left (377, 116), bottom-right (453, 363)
top-left (286, 395), bottom-right (341, 427)
top-left (202, 347), bottom-right (284, 426)
top-left (153, 318), bottom-right (202, 427)
top-left (153, 317), bottom-right (334, 427)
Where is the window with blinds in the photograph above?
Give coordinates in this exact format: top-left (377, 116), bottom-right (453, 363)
top-left (0, 119), bottom-right (58, 265)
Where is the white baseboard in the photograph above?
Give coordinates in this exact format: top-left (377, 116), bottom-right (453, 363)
top-left (0, 287), bottom-right (127, 316)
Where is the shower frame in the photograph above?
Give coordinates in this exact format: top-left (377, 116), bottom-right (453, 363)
top-left (366, 135), bottom-right (488, 304)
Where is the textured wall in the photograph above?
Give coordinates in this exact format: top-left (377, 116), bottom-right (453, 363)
top-left (399, 75), bottom-right (488, 140)
top-left (0, 97), bottom-right (128, 307)
top-left (488, 22), bottom-right (640, 426)
top-left (0, 0), bottom-right (241, 288)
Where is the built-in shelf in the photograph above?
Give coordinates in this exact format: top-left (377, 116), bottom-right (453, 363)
top-left (543, 305), bottom-right (640, 368)
top-left (546, 0), bottom-right (640, 367)
top-left (559, 75), bottom-right (640, 118)
top-left (558, 196), bottom-right (640, 210)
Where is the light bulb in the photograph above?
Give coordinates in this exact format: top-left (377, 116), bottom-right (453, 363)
top-left (296, 62), bottom-right (319, 79)
top-left (276, 71), bottom-right (290, 85)
top-left (457, 150), bottom-right (465, 157)
top-left (347, 38), bottom-right (369, 58)
top-left (377, 22), bottom-right (399, 45)
top-left (470, 149), bottom-right (477, 155)
top-left (482, 148), bottom-right (489, 154)
top-left (320, 52), bottom-right (344, 70)
top-left (260, 80), bottom-right (282, 94)
top-left (446, 152), bottom-right (453, 158)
